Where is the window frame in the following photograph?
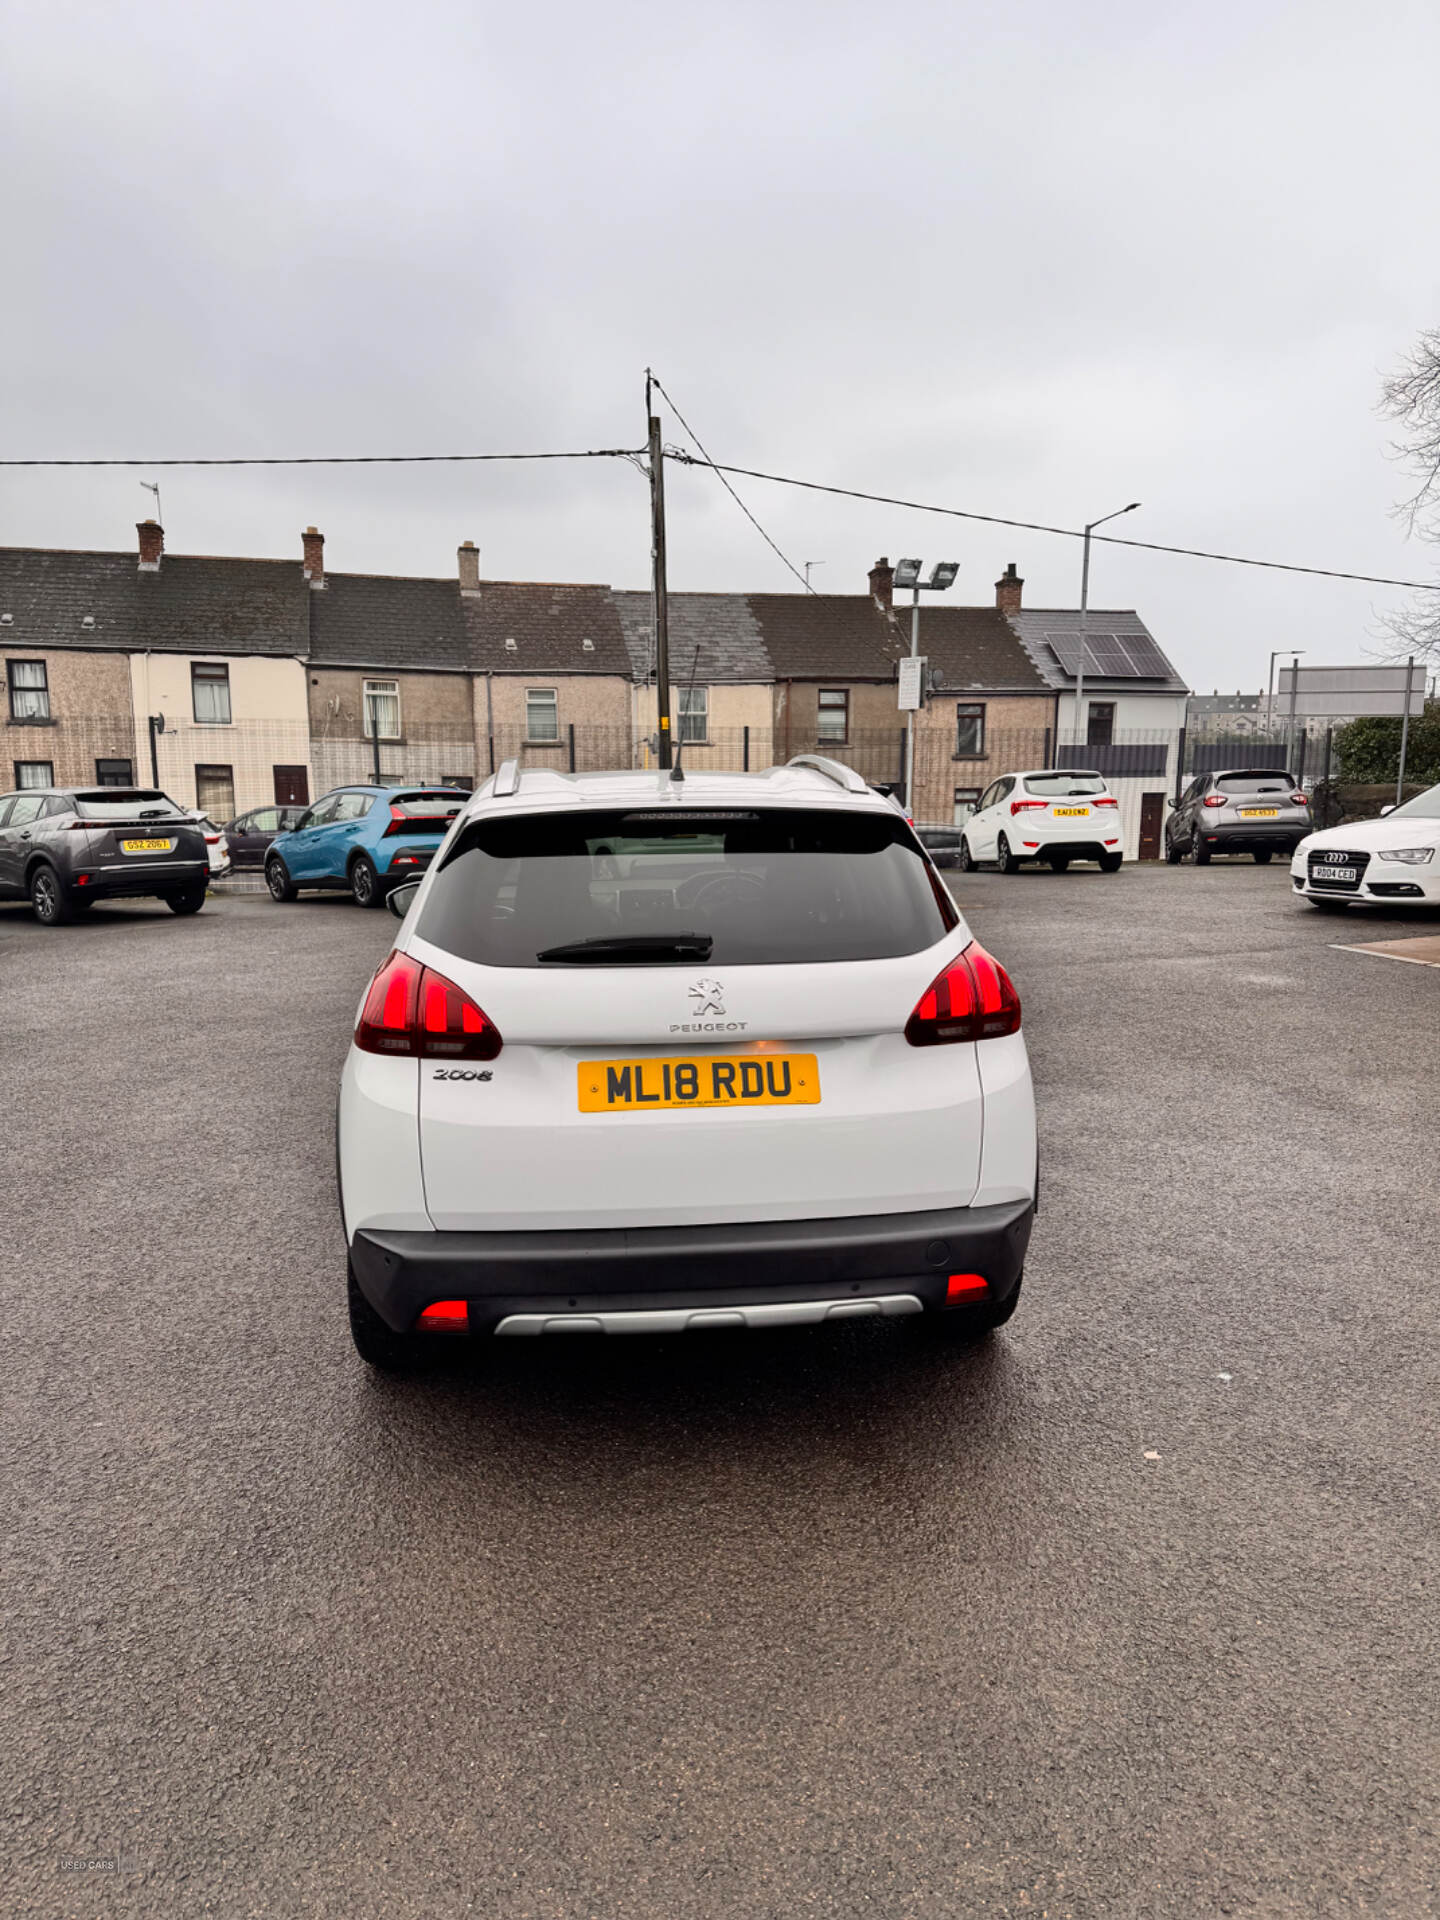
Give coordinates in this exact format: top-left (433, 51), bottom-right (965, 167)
top-left (525, 687), bottom-right (560, 744)
top-left (14, 760), bottom-right (54, 790)
top-left (816, 688), bottom-right (849, 745)
top-left (1086, 701), bottom-right (1116, 748)
top-left (954, 702), bottom-right (987, 759)
top-left (94, 757), bottom-right (134, 787)
top-left (7, 659), bottom-right (51, 722)
top-left (190, 660), bottom-right (233, 726)
top-left (194, 763), bottom-right (236, 821)
top-left (362, 679), bottom-right (402, 741)
top-left (952, 785), bottom-right (983, 824)
top-left (677, 684), bottom-right (709, 744)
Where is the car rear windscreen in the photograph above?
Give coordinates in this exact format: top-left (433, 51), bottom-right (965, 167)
top-left (1023, 774), bottom-right (1107, 797)
top-left (389, 792), bottom-right (467, 826)
top-left (73, 791), bottom-right (188, 820)
top-left (416, 807), bottom-right (957, 967)
top-left (1216, 773), bottom-right (1295, 794)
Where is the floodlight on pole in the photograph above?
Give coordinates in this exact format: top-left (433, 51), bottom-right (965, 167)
top-left (893, 558), bottom-right (923, 590)
top-left (928, 562), bottom-right (960, 590)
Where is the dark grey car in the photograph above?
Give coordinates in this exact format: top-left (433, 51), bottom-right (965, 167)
top-left (1166, 769), bottom-right (1311, 865)
top-left (917, 826), bottom-right (964, 869)
top-left (223, 803), bottom-right (307, 867)
top-left (0, 787), bottom-right (211, 925)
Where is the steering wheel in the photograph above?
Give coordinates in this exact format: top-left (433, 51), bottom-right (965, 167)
top-left (676, 870), bottom-right (766, 912)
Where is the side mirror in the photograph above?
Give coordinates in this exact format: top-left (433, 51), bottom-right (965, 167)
top-left (387, 880), bottom-right (422, 920)
top-left (1379, 804), bottom-right (1396, 817)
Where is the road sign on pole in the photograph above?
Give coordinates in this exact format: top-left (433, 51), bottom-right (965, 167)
top-left (897, 657), bottom-right (926, 712)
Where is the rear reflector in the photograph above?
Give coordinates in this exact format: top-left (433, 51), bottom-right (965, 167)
top-left (946, 1274), bottom-right (990, 1302)
top-left (356, 950), bottom-right (502, 1060)
top-left (417, 1299), bottom-right (468, 1331)
top-left (906, 941), bottom-right (1021, 1047)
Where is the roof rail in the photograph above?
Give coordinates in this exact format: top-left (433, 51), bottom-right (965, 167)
top-left (491, 758), bottom-right (522, 798)
top-left (786, 753), bottom-right (869, 794)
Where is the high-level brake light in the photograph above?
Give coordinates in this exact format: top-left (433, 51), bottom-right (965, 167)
top-left (906, 942), bottom-right (1021, 1047)
top-left (355, 951), bottom-right (502, 1059)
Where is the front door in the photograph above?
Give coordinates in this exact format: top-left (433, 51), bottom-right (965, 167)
top-left (274, 765), bottom-right (310, 807)
top-left (1138, 791), bottom-right (1166, 861)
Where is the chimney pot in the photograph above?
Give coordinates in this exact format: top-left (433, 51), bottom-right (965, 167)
top-left (302, 525), bottom-right (325, 589)
top-left (137, 520), bottom-right (164, 571)
top-left (868, 556), bottom-right (894, 618)
top-left (995, 562), bottom-right (1023, 615)
top-left (458, 540), bottom-right (481, 596)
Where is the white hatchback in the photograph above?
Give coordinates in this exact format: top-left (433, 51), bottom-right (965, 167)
top-left (960, 770), bottom-right (1124, 873)
top-left (336, 756), bottom-right (1038, 1369)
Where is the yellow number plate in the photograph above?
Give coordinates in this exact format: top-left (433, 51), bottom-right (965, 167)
top-left (1052, 806), bottom-right (1089, 817)
top-left (1239, 808), bottom-right (1279, 817)
top-left (579, 1053), bottom-right (820, 1113)
top-left (121, 837), bottom-right (173, 853)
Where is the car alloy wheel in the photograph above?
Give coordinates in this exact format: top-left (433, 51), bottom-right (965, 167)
top-left (266, 859), bottom-right (296, 902)
top-left (30, 866), bottom-right (69, 925)
top-left (957, 837), bottom-right (975, 873)
top-left (350, 854), bottom-right (382, 909)
top-left (997, 833), bottom-right (1021, 874)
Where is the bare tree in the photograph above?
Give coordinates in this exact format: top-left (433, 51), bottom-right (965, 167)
top-left (1378, 327), bottom-right (1440, 663)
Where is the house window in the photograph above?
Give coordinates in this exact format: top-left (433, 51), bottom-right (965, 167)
top-left (8, 660), bottom-right (51, 721)
top-left (678, 686), bottom-right (709, 743)
top-left (95, 757), bottom-right (134, 786)
top-left (953, 786), bottom-right (982, 825)
top-left (526, 688), bottom-right (559, 742)
top-left (817, 689), bottom-right (848, 743)
top-left (191, 661), bottom-right (232, 725)
top-left (1087, 702), bottom-right (1115, 747)
top-left (955, 703), bottom-right (986, 757)
top-left (195, 764), bottom-right (236, 820)
top-left (363, 679), bottom-right (401, 739)
top-left (15, 760), bottom-right (54, 789)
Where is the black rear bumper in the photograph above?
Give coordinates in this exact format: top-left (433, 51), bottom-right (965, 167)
top-left (1201, 830), bottom-right (1306, 853)
top-left (350, 1198), bottom-right (1035, 1334)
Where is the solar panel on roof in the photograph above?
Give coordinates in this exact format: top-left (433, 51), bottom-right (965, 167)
top-left (1045, 629), bottom-right (1171, 679)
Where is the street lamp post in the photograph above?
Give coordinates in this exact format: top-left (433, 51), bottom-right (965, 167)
top-left (1267, 649), bottom-right (1305, 733)
top-left (893, 559), bottom-right (959, 816)
top-left (1071, 503), bottom-right (1140, 758)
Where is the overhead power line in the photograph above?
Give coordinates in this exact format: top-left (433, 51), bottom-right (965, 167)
top-left (668, 453), bottom-right (1440, 594)
top-left (648, 376), bottom-right (816, 595)
top-left (0, 449), bottom-right (644, 468)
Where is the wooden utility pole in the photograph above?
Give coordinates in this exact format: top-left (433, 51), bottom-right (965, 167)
top-left (647, 380), bottom-right (673, 769)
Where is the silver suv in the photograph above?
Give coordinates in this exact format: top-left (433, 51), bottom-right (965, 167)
top-left (1167, 769), bottom-right (1311, 864)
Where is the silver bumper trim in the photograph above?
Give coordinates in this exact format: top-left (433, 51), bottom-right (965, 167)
top-left (494, 1294), bottom-right (924, 1336)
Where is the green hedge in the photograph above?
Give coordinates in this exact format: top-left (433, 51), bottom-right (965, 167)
top-left (1333, 702), bottom-right (1440, 784)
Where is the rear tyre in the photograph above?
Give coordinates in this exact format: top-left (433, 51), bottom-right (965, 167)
top-left (347, 1258), bottom-right (426, 1373)
top-left (1254, 850), bottom-right (1273, 864)
top-left (29, 866), bottom-right (73, 926)
top-left (957, 836), bottom-right (976, 873)
top-left (1098, 851), bottom-right (1123, 873)
top-left (997, 833), bottom-right (1022, 875)
top-left (917, 1276), bottom-right (1024, 1344)
top-left (265, 858), bottom-right (298, 903)
top-left (165, 885), bottom-right (206, 916)
top-left (350, 852), bottom-right (383, 909)
top-left (1188, 835), bottom-right (1211, 866)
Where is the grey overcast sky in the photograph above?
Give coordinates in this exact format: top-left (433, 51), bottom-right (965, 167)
top-left (3, 0), bottom-right (1439, 690)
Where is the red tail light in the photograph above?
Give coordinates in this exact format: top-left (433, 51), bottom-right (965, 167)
top-left (946, 1274), bottom-right (990, 1302)
top-left (417, 1299), bottom-right (468, 1331)
top-left (355, 951), bottom-right (502, 1060)
top-left (204, 834), bottom-right (221, 845)
top-left (384, 803), bottom-right (458, 837)
top-left (906, 942), bottom-right (1021, 1046)
top-left (1093, 796), bottom-right (1118, 809)
top-left (1291, 792), bottom-right (1308, 806)
top-left (1203, 794), bottom-right (1227, 808)
top-left (1010, 799), bottom-right (1046, 815)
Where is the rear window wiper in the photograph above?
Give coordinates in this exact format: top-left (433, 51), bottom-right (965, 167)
top-left (536, 933), bottom-right (714, 963)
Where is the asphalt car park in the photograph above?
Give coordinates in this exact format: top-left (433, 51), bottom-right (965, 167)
top-left (3, 866), bottom-right (1437, 1916)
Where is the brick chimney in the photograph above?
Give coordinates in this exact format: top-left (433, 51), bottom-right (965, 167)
top-left (869, 556), bottom-right (894, 617)
top-left (995, 562), bottom-right (1023, 616)
top-left (458, 540), bottom-right (481, 596)
top-left (137, 520), bottom-right (164, 571)
top-left (302, 525), bottom-right (325, 588)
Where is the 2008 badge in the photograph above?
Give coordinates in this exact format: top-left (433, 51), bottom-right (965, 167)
top-left (432, 1069), bottom-right (493, 1082)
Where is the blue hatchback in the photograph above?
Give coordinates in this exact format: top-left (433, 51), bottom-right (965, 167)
top-left (264, 785), bottom-right (470, 908)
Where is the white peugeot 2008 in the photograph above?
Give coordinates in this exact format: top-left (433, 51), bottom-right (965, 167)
top-left (336, 755), bottom-right (1038, 1370)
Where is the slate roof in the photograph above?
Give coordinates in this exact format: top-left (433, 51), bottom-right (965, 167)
top-left (746, 594), bottom-right (1049, 690)
top-left (462, 581), bottom-right (631, 675)
top-left (0, 547), bottom-right (309, 655)
top-left (614, 591), bottom-right (774, 683)
top-left (1006, 608), bottom-right (1189, 694)
top-left (309, 572), bottom-right (470, 673)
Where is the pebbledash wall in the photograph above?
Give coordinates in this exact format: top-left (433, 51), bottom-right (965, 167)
top-left (128, 652), bottom-right (312, 817)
